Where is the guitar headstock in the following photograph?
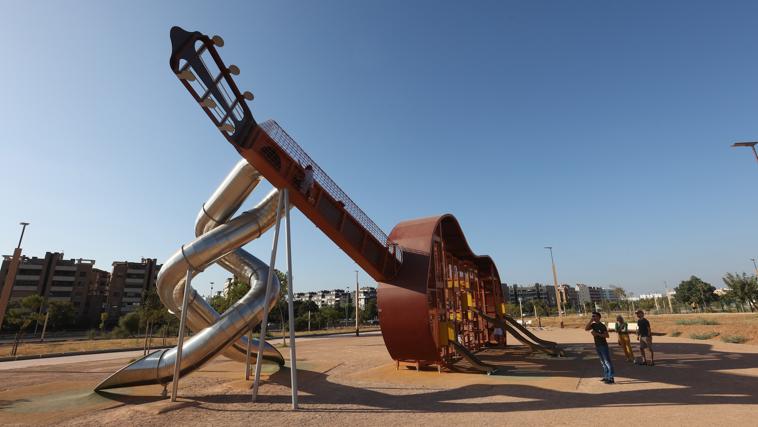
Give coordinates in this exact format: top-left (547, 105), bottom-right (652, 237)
top-left (169, 26), bottom-right (256, 148)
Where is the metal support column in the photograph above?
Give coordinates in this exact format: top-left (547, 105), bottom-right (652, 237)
top-left (244, 328), bottom-right (253, 380)
top-left (171, 267), bottom-right (193, 401)
top-left (252, 192), bottom-right (284, 402)
top-left (283, 189), bottom-right (298, 409)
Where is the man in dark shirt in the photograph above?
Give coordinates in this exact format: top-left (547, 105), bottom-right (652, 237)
top-left (635, 310), bottom-right (654, 366)
top-left (585, 311), bottom-right (615, 384)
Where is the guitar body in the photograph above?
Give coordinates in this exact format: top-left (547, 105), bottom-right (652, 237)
top-left (378, 215), bottom-right (505, 368)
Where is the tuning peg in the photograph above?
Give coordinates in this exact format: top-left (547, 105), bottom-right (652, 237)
top-left (177, 69), bottom-right (196, 81)
top-left (243, 91), bottom-right (254, 101)
top-left (211, 35), bottom-right (224, 47)
top-left (228, 65), bottom-right (240, 75)
top-left (201, 98), bottom-right (217, 109)
top-left (219, 123), bottom-right (234, 133)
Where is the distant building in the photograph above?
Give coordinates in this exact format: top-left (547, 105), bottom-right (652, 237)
top-left (106, 258), bottom-right (161, 318)
top-left (84, 269), bottom-right (111, 328)
top-left (294, 289), bottom-right (352, 308)
top-left (601, 288), bottom-right (619, 302)
top-left (0, 252), bottom-right (108, 326)
top-left (505, 283), bottom-right (552, 306)
top-left (638, 293), bottom-right (663, 300)
top-left (355, 286), bottom-right (376, 309)
top-left (559, 284), bottom-right (579, 308)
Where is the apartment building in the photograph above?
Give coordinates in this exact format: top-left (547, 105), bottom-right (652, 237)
top-left (356, 286), bottom-right (376, 309)
top-left (294, 289), bottom-right (352, 308)
top-left (0, 252), bottom-right (108, 325)
top-left (106, 258), bottom-right (161, 318)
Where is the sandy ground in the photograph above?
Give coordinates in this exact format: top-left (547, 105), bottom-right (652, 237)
top-left (1, 328), bottom-right (757, 426)
top-left (538, 312), bottom-right (758, 344)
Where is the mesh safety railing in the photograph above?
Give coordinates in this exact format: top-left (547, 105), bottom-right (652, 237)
top-left (260, 120), bottom-right (402, 264)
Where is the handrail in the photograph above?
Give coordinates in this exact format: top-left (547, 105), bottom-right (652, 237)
top-left (260, 120), bottom-right (402, 263)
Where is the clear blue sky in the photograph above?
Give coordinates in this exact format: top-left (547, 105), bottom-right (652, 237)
top-left (1, 1), bottom-right (757, 297)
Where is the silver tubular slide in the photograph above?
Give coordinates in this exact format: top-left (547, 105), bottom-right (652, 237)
top-left (95, 159), bottom-right (287, 390)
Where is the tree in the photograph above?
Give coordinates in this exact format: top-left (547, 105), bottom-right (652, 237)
top-left (611, 286), bottom-right (628, 300)
top-left (361, 300), bottom-right (378, 322)
top-left (47, 301), bottom-right (76, 330)
top-left (297, 300), bottom-right (319, 317)
top-left (118, 312), bottom-right (141, 337)
top-left (99, 312), bottom-right (109, 334)
top-left (318, 306), bottom-right (341, 329)
top-left (675, 276), bottom-right (717, 312)
top-left (5, 295), bottom-right (45, 356)
top-left (210, 279), bottom-right (250, 314)
top-left (722, 273), bottom-right (757, 311)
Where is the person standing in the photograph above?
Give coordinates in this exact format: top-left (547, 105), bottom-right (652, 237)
top-left (615, 315), bottom-right (634, 362)
top-left (585, 311), bottom-right (615, 384)
top-left (300, 165), bottom-right (315, 197)
top-left (635, 309), bottom-right (654, 366)
top-left (492, 325), bottom-right (504, 347)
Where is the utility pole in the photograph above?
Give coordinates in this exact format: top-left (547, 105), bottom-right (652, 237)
top-left (344, 287), bottom-right (349, 326)
top-left (0, 222), bottom-right (30, 328)
top-left (544, 246), bottom-right (564, 328)
top-left (518, 297), bottom-right (524, 324)
top-left (354, 270), bottom-right (360, 337)
top-left (751, 258), bottom-right (758, 276)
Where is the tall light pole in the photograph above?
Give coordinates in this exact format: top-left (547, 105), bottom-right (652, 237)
top-left (732, 141), bottom-right (758, 165)
top-left (0, 222), bottom-right (30, 328)
top-left (344, 287), bottom-right (349, 326)
top-left (751, 258), bottom-right (758, 276)
top-left (354, 270), bottom-right (360, 337)
top-left (209, 281), bottom-right (214, 299)
top-left (544, 246), bottom-right (564, 328)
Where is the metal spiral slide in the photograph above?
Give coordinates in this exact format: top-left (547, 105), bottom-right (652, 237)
top-left (95, 160), bottom-right (286, 390)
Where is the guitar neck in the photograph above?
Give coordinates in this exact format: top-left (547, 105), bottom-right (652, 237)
top-left (169, 26), bottom-right (257, 148)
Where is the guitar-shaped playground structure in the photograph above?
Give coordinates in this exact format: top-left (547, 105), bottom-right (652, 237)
top-left (95, 27), bottom-right (559, 391)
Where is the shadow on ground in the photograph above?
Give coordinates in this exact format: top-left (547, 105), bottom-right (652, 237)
top-left (95, 341), bottom-right (758, 413)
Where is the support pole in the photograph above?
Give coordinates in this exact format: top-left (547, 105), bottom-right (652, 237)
top-left (244, 328), bottom-right (253, 380)
top-left (171, 267), bottom-right (193, 402)
top-left (355, 270), bottom-right (360, 337)
top-left (283, 189), bottom-right (298, 409)
top-left (252, 192), bottom-right (284, 402)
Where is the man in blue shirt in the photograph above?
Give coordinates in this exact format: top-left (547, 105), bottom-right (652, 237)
top-left (585, 311), bottom-right (615, 384)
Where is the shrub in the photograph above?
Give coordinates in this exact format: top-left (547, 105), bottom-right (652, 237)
top-left (669, 331), bottom-right (681, 337)
top-left (721, 335), bottom-right (748, 344)
top-left (690, 332), bottom-right (719, 340)
top-left (676, 318), bottom-right (719, 325)
top-left (118, 312), bottom-right (141, 337)
top-left (110, 327), bottom-right (129, 339)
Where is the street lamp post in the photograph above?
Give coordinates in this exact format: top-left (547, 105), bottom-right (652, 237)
top-left (732, 141), bottom-right (758, 165)
top-left (751, 258), bottom-right (758, 276)
top-left (0, 222), bottom-right (31, 329)
top-left (354, 270), bottom-right (360, 337)
top-left (544, 246), bottom-right (564, 328)
top-left (344, 287), bottom-right (349, 327)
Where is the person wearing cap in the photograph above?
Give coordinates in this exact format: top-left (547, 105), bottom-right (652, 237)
top-left (635, 309), bottom-right (654, 366)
